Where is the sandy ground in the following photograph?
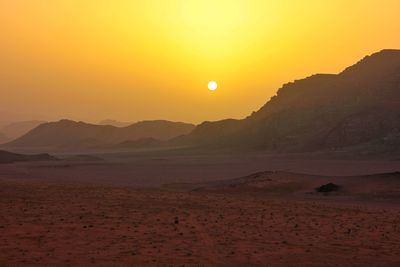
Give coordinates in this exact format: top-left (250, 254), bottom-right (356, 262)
top-left (0, 180), bottom-right (400, 267)
top-left (0, 153), bottom-right (400, 266)
top-left (0, 152), bottom-right (399, 187)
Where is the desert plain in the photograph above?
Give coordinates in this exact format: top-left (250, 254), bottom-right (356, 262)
top-left (0, 151), bottom-right (399, 266)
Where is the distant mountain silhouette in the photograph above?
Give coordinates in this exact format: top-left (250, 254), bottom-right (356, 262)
top-left (0, 150), bottom-right (57, 164)
top-left (5, 120), bottom-right (195, 150)
top-left (98, 119), bottom-right (134, 128)
top-left (4, 50), bottom-right (399, 153)
top-left (1, 120), bottom-right (46, 140)
top-left (0, 132), bottom-right (9, 144)
top-left (113, 137), bottom-right (164, 149)
top-left (177, 49), bottom-right (400, 152)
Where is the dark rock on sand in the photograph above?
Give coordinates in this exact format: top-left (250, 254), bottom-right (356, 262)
top-left (316, 183), bottom-right (341, 193)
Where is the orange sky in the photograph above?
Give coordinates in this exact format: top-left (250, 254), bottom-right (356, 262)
top-left (0, 0), bottom-right (399, 124)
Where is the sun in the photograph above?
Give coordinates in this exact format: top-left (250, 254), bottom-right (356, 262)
top-left (208, 81), bottom-right (218, 91)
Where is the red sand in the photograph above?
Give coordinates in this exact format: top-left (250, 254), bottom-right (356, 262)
top-left (1, 179), bottom-right (399, 266)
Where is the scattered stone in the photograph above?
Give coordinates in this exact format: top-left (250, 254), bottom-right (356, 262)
top-left (316, 183), bottom-right (341, 193)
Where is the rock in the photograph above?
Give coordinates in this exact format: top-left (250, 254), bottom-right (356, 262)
top-left (316, 183), bottom-right (341, 193)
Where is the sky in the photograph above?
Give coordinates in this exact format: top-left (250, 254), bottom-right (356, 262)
top-left (0, 0), bottom-right (399, 124)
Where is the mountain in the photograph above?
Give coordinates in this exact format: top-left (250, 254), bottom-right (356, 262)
top-left (4, 50), bottom-right (399, 153)
top-left (98, 119), bottom-right (133, 128)
top-left (178, 49), bottom-right (400, 152)
top-left (4, 120), bottom-right (195, 150)
top-left (0, 150), bottom-right (57, 164)
top-left (1, 120), bottom-right (47, 140)
top-left (0, 132), bottom-right (9, 144)
top-left (113, 137), bottom-right (164, 149)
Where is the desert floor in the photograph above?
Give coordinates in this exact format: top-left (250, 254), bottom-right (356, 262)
top-left (0, 152), bottom-right (400, 266)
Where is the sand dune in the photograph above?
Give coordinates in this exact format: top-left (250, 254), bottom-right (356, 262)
top-left (188, 171), bottom-right (400, 201)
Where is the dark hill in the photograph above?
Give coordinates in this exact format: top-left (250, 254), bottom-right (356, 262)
top-left (99, 119), bottom-right (133, 127)
top-left (1, 120), bottom-right (46, 140)
top-left (4, 120), bottom-right (195, 150)
top-left (179, 49), bottom-right (400, 152)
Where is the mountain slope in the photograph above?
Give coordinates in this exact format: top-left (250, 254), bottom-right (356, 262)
top-left (1, 120), bottom-right (47, 140)
top-left (98, 119), bottom-right (133, 127)
top-left (5, 120), bottom-right (195, 149)
top-left (5, 50), bottom-right (399, 153)
top-left (180, 49), bottom-right (400, 152)
top-left (0, 132), bottom-right (9, 144)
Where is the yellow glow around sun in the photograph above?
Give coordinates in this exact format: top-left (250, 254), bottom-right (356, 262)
top-left (143, 1), bottom-right (280, 64)
top-left (0, 1), bottom-right (399, 123)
